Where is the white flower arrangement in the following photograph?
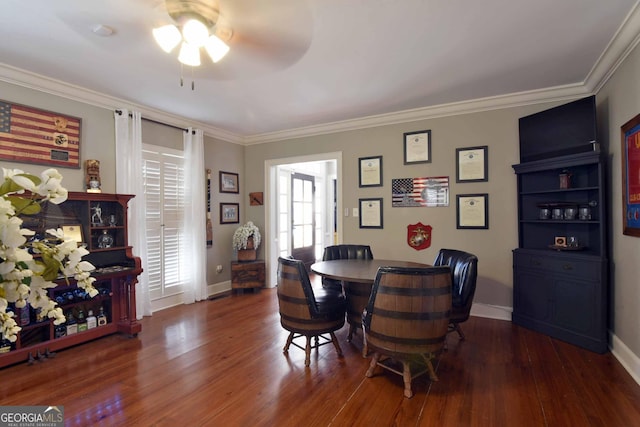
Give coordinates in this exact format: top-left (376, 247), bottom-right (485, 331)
top-left (232, 221), bottom-right (261, 250)
top-left (0, 168), bottom-right (97, 343)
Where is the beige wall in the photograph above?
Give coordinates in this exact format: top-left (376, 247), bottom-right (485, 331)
top-left (0, 81), bottom-right (115, 192)
top-left (203, 135), bottom-right (245, 285)
top-left (245, 104), bottom-right (564, 309)
top-left (597, 41), bottom-right (640, 358)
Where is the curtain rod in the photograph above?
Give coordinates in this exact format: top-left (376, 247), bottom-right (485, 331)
top-left (115, 109), bottom-right (194, 133)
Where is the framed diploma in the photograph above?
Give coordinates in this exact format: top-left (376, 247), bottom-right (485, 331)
top-left (359, 198), bottom-right (383, 229)
top-left (359, 155), bottom-right (383, 187)
top-left (621, 113), bottom-right (640, 237)
top-left (456, 146), bottom-right (488, 182)
top-left (403, 130), bottom-right (432, 164)
top-left (61, 224), bottom-right (83, 244)
top-left (456, 194), bottom-right (488, 229)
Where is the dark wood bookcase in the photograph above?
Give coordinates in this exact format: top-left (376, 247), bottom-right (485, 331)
top-left (1, 192), bottom-right (142, 368)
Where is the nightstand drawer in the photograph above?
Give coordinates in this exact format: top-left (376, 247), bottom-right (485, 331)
top-left (231, 260), bottom-right (265, 290)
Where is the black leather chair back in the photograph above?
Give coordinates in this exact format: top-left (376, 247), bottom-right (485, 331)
top-left (433, 249), bottom-right (478, 323)
top-left (322, 244), bottom-right (374, 261)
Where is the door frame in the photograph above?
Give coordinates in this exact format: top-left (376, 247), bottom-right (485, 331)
top-left (264, 152), bottom-right (343, 288)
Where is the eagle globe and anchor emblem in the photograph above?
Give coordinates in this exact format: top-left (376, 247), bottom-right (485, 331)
top-left (407, 222), bottom-right (432, 250)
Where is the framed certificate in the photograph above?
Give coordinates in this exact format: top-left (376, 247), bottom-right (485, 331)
top-left (456, 194), bottom-right (488, 229)
top-left (456, 146), bottom-right (488, 182)
top-left (359, 198), bottom-right (383, 229)
top-left (359, 155), bottom-right (383, 187)
top-left (61, 224), bottom-right (83, 244)
top-left (403, 130), bottom-right (432, 164)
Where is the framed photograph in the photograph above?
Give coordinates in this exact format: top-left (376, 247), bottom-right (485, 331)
top-left (61, 224), bottom-right (83, 244)
top-left (0, 99), bottom-right (81, 169)
top-left (219, 171), bottom-right (239, 194)
top-left (456, 146), bottom-right (488, 182)
top-left (403, 130), bottom-right (432, 164)
top-left (359, 198), bottom-right (383, 229)
top-left (621, 114), bottom-right (640, 237)
top-left (359, 155), bottom-right (383, 187)
top-left (456, 194), bottom-right (489, 229)
top-left (220, 203), bottom-right (239, 224)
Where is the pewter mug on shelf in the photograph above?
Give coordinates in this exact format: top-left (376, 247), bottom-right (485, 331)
top-left (552, 208), bottom-right (563, 220)
top-left (564, 207), bottom-right (577, 220)
top-left (539, 208), bottom-right (550, 220)
top-left (579, 206), bottom-right (591, 220)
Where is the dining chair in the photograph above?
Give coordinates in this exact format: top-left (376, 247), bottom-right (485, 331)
top-left (321, 244), bottom-right (374, 349)
top-left (433, 248), bottom-right (478, 340)
top-left (362, 265), bottom-right (452, 398)
top-left (276, 256), bottom-right (346, 366)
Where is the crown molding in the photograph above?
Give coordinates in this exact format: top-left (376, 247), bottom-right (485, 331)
top-left (0, 63), bottom-right (243, 144)
top-left (586, 0), bottom-right (640, 94)
top-left (244, 84), bottom-right (589, 145)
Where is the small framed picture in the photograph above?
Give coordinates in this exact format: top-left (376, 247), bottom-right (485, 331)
top-left (456, 194), bottom-right (489, 229)
top-left (220, 203), bottom-right (239, 224)
top-left (358, 155), bottom-right (383, 187)
top-left (403, 130), bottom-right (432, 164)
top-left (219, 171), bottom-right (239, 194)
top-left (61, 224), bottom-right (83, 244)
top-left (359, 198), bottom-right (383, 229)
top-left (456, 146), bottom-right (488, 183)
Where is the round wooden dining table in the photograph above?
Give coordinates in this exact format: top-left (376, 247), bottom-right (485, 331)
top-left (310, 259), bottom-right (430, 283)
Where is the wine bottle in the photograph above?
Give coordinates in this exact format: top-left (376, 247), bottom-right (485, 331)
top-left (86, 310), bottom-right (97, 329)
top-left (97, 306), bottom-right (108, 326)
top-left (77, 309), bottom-right (88, 332)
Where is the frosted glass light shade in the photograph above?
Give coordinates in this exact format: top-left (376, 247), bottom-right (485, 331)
top-left (152, 25), bottom-right (181, 53)
top-left (205, 34), bottom-right (230, 63)
top-left (182, 19), bottom-right (209, 47)
top-left (178, 42), bottom-right (201, 66)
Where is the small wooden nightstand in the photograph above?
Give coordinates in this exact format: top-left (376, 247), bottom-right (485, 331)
top-left (231, 260), bottom-right (265, 292)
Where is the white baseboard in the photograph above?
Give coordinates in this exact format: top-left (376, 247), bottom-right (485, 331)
top-left (610, 333), bottom-right (640, 386)
top-left (470, 302), bottom-right (513, 321)
top-left (208, 280), bottom-right (231, 298)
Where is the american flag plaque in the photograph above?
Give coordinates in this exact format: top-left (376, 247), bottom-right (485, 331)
top-left (0, 100), bottom-right (81, 169)
top-left (392, 176), bottom-right (449, 207)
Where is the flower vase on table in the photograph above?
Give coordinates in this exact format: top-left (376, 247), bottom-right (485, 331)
top-left (233, 221), bottom-right (261, 262)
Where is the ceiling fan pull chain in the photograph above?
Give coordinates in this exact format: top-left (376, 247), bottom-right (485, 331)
top-left (191, 67), bottom-right (195, 91)
top-left (180, 63), bottom-right (184, 87)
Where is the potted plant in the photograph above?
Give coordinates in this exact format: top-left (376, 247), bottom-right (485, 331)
top-left (232, 221), bottom-right (261, 262)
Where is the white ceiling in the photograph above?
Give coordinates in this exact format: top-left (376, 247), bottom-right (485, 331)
top-left (1, 0), bottom-right (639, 143)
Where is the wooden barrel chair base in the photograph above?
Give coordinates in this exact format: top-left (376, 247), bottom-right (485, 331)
top-left (365, 352), bottom-right (440, 399)
top-left (283, 331), bottom-right (343, 366)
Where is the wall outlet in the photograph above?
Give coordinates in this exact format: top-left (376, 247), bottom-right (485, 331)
top-left (216, 265), bottom-right (223, 273)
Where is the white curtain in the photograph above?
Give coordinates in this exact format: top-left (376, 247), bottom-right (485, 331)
top-left (114, 109), bottom-right (152, 318)
top-left (182, 128), bottom-right (208, 303)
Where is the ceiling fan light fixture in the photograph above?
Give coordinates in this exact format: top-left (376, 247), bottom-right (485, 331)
top-left (178, 41), bottom-right (201, 66)
top-left (204, 34), bottom-right (230, 63)
top-left (153, 24), bottom-right (182, 53)
top-left (182, 18), bottom-right (209, 47)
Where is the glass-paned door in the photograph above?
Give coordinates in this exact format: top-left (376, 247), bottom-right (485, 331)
top-left (291, 172), bottom-right (315, 270)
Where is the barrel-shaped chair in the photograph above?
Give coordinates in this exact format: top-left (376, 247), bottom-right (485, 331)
top-left (433, 248), bottom-right (478, 340)
top-left (321, 244), bottom-right (374, 347)
top-left (363, 266), bottom-right (451, 398)
top-left (277, 256), bottom-right (346, 367)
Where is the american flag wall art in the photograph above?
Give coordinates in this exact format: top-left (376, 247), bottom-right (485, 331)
top-left (0, 100), bottom-right (81, 168)
top-left (391, 176), bottom-right (449, 207)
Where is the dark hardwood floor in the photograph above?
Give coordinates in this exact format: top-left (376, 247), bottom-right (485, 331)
top-left (2, 286), bottom-right (640, 426)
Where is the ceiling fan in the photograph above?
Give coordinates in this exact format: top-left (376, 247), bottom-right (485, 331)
top-left (152, 0), bottom-right (314, 79)
top-left (153, 0), bottom-right (231, 66)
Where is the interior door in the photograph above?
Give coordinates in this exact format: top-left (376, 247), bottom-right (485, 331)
top-left (291, 172), bottom-right (316, 270)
